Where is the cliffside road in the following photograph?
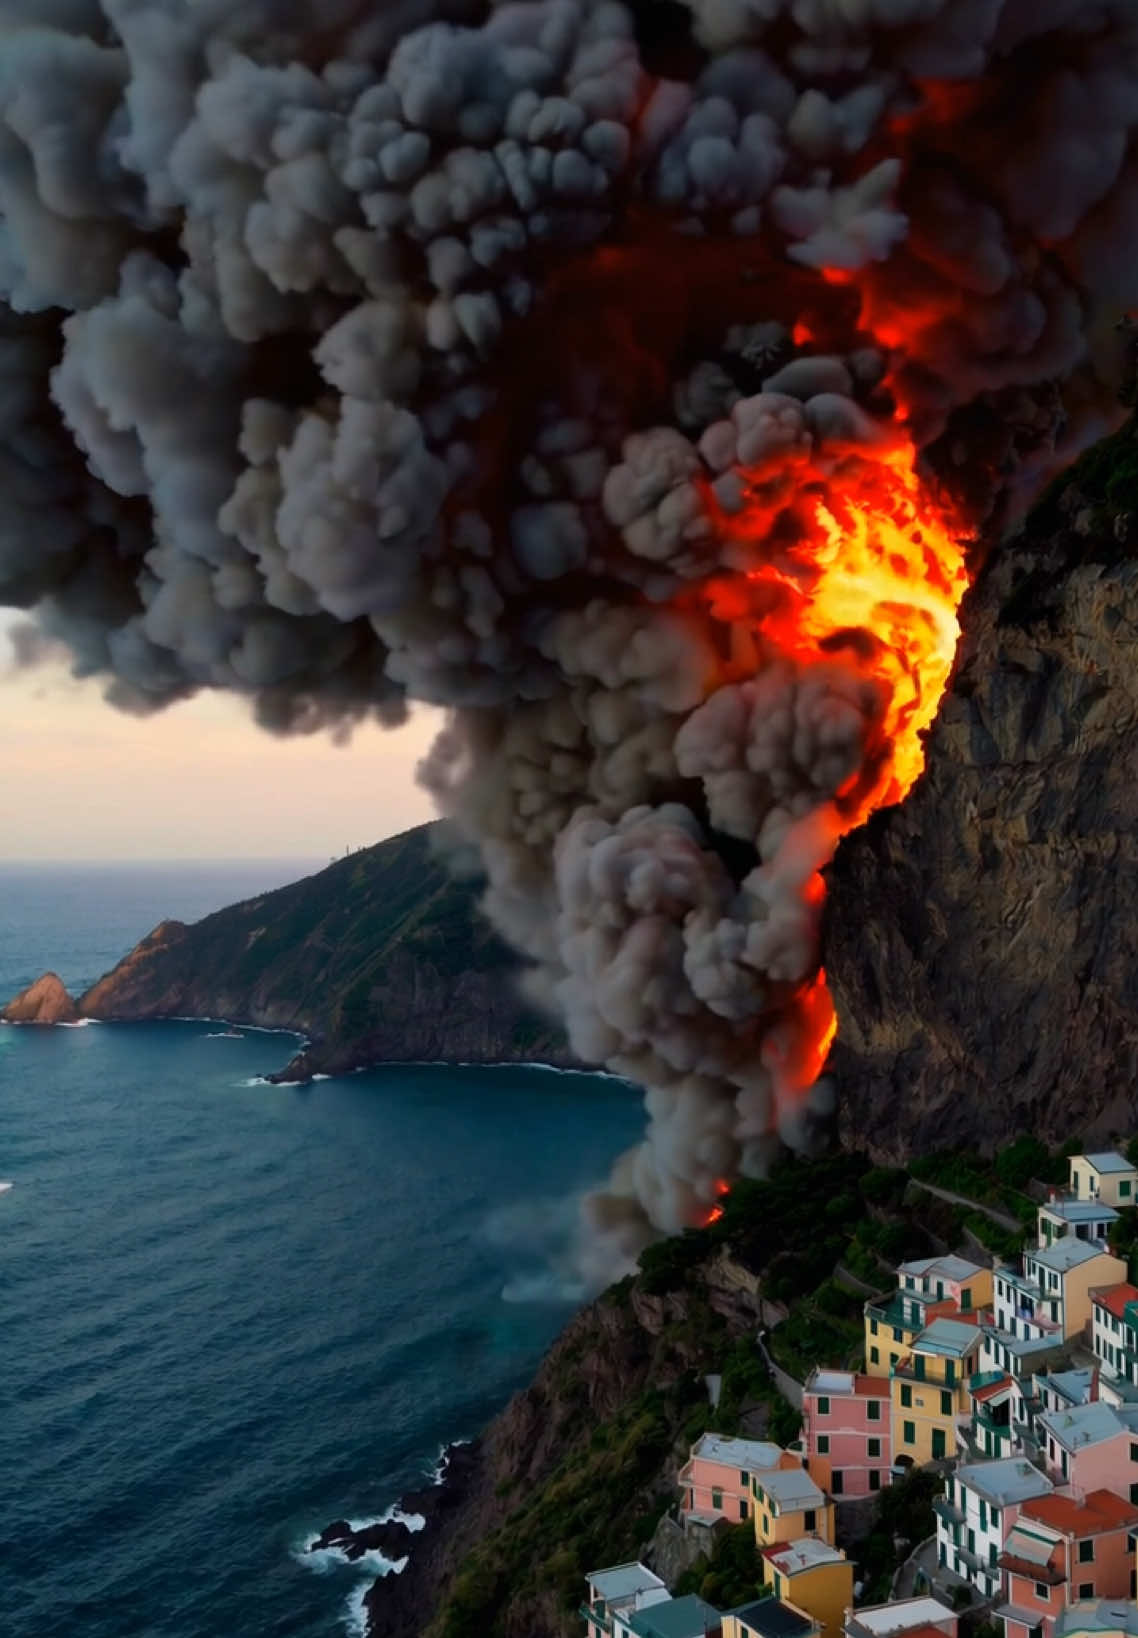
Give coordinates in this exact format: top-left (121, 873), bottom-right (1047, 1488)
top-left (909, 1181), bottom-right (1022, 1234)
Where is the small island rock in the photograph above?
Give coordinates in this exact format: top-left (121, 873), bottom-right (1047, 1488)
top-left (2, 972), bottom-right (80, 1025)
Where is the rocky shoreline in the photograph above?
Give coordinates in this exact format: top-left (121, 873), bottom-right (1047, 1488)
top-left (307, 1440), bottom-right (483, 1638)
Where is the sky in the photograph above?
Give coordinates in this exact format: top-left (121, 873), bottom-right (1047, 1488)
top-left (0, 612), bottom-right (439, 860)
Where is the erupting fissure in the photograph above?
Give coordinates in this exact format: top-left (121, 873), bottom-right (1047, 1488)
top-left (0, 0), bottom-right (1135, 1279)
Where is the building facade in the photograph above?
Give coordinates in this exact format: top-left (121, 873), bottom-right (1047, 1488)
top-left (933, 1458), bottom-right (1053, 1600)
top-left (892, 1318), bottom-right (983, 1465)
top-left (802, 1370), bottom-right (891, 1498)
top-left (762, 1538), bottom-right (854, 1638)
top-left (681, 1435), bottom-right (800, 1525)
top-left (1069, 1155), bottom-right (1138, 1209)
top-left (1092, 1287), bottom-right (1138, 1388)
top-left (1037, 1403), bottom-right (1138, 1501)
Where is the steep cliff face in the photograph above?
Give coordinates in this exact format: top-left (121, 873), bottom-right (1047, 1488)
top-left (829, 422), bottom-right (1138, 1158)
top-left (68, 826), bottom-right (569, 1071)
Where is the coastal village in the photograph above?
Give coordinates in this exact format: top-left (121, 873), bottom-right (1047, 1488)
top-left (583, 1150), bottom-right (1138, 1638)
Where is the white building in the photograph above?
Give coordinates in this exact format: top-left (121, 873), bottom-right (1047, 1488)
top-left (1091, 1285), bottom-right (1138, 1386)
top-left (934, 1458), bottom-right (1053, 1600)
top-left (1038, 1198), bottom-right (1119, 1250)
top-left (1068, 1153), bottom-right (1138, 1209)
top-left (584, 1564), bottom-right (670, 1638)
top-left (994, 1242), bottom-right (1126, 1344)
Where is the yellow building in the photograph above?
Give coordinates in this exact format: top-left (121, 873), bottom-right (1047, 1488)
top-left (891, 1317), bottom-right (982, 1465)
top-left (1068, 1152), bottom-right (1138, 1208)
top-left (761, 1538), bottom-right (854, 1638)
top-left (753, 1467), bottom-right (835, 1552)
top-left (864, 1256), bottom-right (992, 1379)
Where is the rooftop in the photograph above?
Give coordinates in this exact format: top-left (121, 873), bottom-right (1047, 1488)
top-left (1044, 1200), bottom-right (1120, 1224)
top-left (1080, 1153), bottom-right (1136, 1176)
top-left (763, 1538), bottom-right (846, 1575)
top-left (913, 1318), bottom-right (983, 1357)
top-left (1055, 1601), bottom-right (1138, 1638)
top-left (899, 1255), bottom-right (986, 1284)
top-left (760, 1468), bottom-right (826, 1511)
top-left (1033, 1239), bottom-right (1118, 1273)
top-left (972, 1373), bottom-right (1015, 1404)
top-left (732, 1597), bottom-right (816, 1638)
top-left (956, 1457), bottom-right (1053, 1505)
top-left (629, 1594), bottom-right (723, 1638)
top-left (984, 1325), bottom-right (1066, 1364)
top-left (690, 1433), bottom-right (784, 1471)
top-left (587, 1563), bottom-right (668, 1603)
top-left (1022, 1491), bottom-right (1138, 1535)
top-left (844, 1597), bottom-right (957, 1637)
top-left (1041, 1369), bottom-right (1098, 1406)
top-left (1039, 1402), bottom-right (1127, 1451)
top-left (806, 1369), bottom-right (884, 1400)
top-left (1092, 1284), bottom-right (1138, 1322)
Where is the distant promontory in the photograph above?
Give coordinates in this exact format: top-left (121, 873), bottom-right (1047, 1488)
top-left (1, 825), bottom-right (570, 1078)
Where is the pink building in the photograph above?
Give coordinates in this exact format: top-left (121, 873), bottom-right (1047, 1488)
top-left (801, 1370), bottom-right (891, 1498)
top-left (1037, 1403), bottom-right (1138, 1500)
top-left (680, 1434), bottom-right (800, 1525)
top-left (997, 1490), bottom-right (1138, 1638)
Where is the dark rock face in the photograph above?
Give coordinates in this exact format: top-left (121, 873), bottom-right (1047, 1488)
top-left (828, 429), bottom-right (1138, 1160)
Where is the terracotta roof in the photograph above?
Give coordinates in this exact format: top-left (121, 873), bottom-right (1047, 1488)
top-left (973, 1375), bottom-right (1015, 1404)
top-left (1091, 1283), bottom-right (1138, 1321)
top-left (1021, 1491), bottom-right (1138, 1536)
top-left (1000, 1553), bottom-right (1064, 1585)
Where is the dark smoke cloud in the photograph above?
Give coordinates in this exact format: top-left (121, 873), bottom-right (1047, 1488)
top-left (1, 0), bottom-right (1136, 1278)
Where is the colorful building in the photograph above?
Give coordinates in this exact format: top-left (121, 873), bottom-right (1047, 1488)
top-left (1036, 1402), bottom-right (1138, 1500)
top-left (865, 1257), bottom-right (991, 1379)
top-left (626, 1596), bottom-right (724, 1638)
top-left (891, 1317), bottom-right (983, 1465)
top-left (584, 1564), bottom-right (670, 1638)
top-left (801, 1370), bottom-right (891, 1498)
top-left (965, 1373), bottom-right (1023, 1460)
top-left (1054, 1603), bottom-right (1138, 1638)
top-left (1039, 1198), bottom-right (1119, 1250)
top-left (1069, 1155), bottom-right (1138, 1209)
top-left (761, 1538), bottom-right (854, 1638)
top-left (842, 1596), bottom-right (958, 1638)
top-left (1092, 1286), bottom-right (1138, 1389)
top-left (934, 1457), bottom-right (1053, 1600)
top-left (753, 1466), bottom-right (835, 1552)
top-left (981, 1327), bottom-right (1069, 1387)
top-left (723, 1598), bottom-right (821, 1638)
top-left (680, 1434), bottom-right (800, 1525)
top-left (997, 1489), bottom-right (1138, 1638)
top-left (994, 1244), bottom-right (1128, 1347)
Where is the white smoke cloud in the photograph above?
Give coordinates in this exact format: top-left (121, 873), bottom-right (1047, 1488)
top-left (0, 0), bottom-right (1136, 1278)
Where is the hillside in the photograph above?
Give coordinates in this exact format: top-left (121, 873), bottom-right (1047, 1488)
top-left (65, 826), bottom-right (569, 1073)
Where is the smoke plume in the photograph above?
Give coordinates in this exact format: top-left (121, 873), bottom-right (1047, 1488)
top-left (1, 0), bottom-right (1136, 1277)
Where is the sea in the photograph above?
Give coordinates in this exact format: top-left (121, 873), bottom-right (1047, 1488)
top-left (0, 861), bottom-right (645, 1638)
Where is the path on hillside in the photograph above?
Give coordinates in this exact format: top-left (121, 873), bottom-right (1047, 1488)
top-left (909, 1179), bottom-right (1023, 1233)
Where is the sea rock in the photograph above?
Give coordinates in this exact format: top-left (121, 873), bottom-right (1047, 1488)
top-left (2, 972), bottom-right (79, 1025)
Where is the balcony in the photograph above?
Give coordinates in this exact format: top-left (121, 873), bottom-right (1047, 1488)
top-left (933, 1496), bottom-right (965, 1528)
top-left (581, 1607), bottom-right (611, 1633)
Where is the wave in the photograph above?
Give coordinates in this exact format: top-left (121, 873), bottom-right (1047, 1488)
top-left (58, 1018), bottom-right (100, 1028)
top-left (342, 1570), bottom-right (406, 1638)
top-left (0, 1181), bottom-right (12, 1195)
top-left (424, 1437), bottom-right (473, 1485)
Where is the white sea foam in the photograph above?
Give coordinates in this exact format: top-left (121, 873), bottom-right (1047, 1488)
top-left (502, 1270), bottom-right (585, 1305)
top-left (312, 1073), bottom-right (332, 1081)
top-left (341, 1569), bottom-right (406, 1638)
top-left (58, 1017), bottom-right (98, 1028)
top-left (425, 1438), bottom-right (472, 1484)
top-left (238, 1076), bottom-right (268, 1087)
top-left (0, 1182), bottom-right (13, 1195)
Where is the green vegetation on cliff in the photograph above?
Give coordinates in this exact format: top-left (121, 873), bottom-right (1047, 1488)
top-left (71, 824), bottom-right (567, 1071)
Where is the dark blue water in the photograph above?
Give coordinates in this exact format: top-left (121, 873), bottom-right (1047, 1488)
top-left (0, 866), bottom-right (642, 1638)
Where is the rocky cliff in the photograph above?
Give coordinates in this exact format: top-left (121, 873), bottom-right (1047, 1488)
top-left (6, 826), bottom-right (569, 1072)
top-left (829, 420), bottom-right (1138, 1157)
top-left (2, 971), bottom-right (78, 1025)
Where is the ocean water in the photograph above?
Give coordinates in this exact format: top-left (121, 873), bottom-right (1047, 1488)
top-left (0, 865), bottom-right (644, 1638)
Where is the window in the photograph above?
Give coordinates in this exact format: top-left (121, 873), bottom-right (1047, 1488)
top-left (870, 1346), bottom-right (880, 1365)
top-left (1123, 1180), bottom-right (1133, 1198)
top-left (991, 1508), bottom-right (1000, 1532)
top-left (740, 1470), bottom-right (749, 1486)
top-left (893, 1327), bottom-right (903, 1343)
top-left (941, 1390), bottom-right (953, 1416)
top-left (1062, 1452), bottom-right (1069, 1478)
top-left (869, 1469), bottom-right (881, 1492)
top-left (817, 1435), bottom-right (830, 1455)
top-left (903, 1420), bottom-right (916, 1445)
top-left (989, 1544), bottom-right (998, 1568)
top-left (1130, 1483), bottom-right (1138, 1505)
top-left (804, 1509), bottom-right (816, 1531)
top-left (962, 1288), bottom-right (973, 1310)
top-left (914, 1355), bottom-right (926, 1381)
top-left (832, 1472), bottom-right (844, 1495)
top-left (867, 1400), bottom-right (881, 1421)
top-left (870, 1318), bottom-right (879, 1336)
top-left (739, 1499), bottom-right (749, 1520)
top-left (890, 1352), bottom-right (899, 1367)
top-left (867, 1438), bottom-right (881, 1458)
top-left (1051, 1302), bottom-right (1059, 1322)
top-left (979, 1500), bottom-right (987, 1529)
top-left (1131, 1444), bottom-right (1138, 1463)
top-left (1035, 1584), bottom-right (1050, 1602)
top-left (945, 1361), bottom-right (956, 1386)
top-left (712, 1488), bottom-right (723, 1510)
top-left (818, 1396), bottom-right (830, 1415)
top-left (901, 1385), bottom-right (912, 1408)
top-left (1079, 1539), bottom-right (1095, 1563)
top-left (1080, 1585), bottom-right (1095, 1601)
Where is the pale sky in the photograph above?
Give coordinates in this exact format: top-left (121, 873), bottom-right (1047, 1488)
top-left (0, 613), bottom-right (439, 861)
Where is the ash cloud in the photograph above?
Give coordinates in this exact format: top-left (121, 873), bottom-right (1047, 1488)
top-left (1, 0), bottom-right (1136, 1277)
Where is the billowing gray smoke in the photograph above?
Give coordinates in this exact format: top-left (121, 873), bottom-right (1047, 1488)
top-left (2, 0), bottom-right (1137, 1279)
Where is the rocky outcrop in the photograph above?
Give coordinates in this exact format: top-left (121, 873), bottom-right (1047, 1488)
top-left (829, 424), bottom-right (1138, 1159)
top-left (2, 972), bottom-right (79, 1025)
